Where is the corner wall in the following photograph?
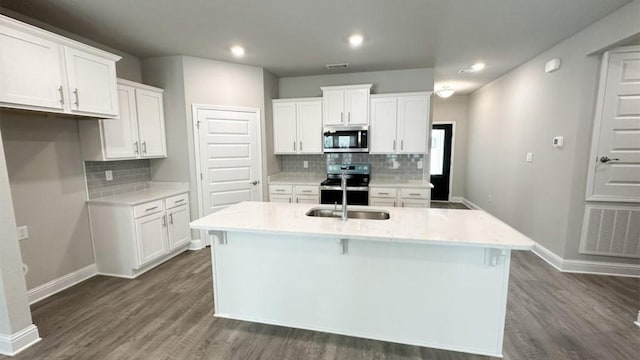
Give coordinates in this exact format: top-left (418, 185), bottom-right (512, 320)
top-left (466, 0), bottom-right (640, 263)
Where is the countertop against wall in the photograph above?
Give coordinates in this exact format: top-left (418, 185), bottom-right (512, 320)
top-left (87, 182), bottom-right (189, 205)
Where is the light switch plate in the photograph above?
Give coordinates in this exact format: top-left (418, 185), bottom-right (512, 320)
top-left (105, 170), bottom-right (113, 181)
top-left (17, 226), bottom-right (28, 240)
top-left (303, 161), bottom-right (309, 169)
top-left (526, 152), bottom-right (534, 162)
top-left (417, 161), bottom-right (423, 169)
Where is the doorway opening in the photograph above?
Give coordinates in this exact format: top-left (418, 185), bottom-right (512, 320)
top-left (430, 123), bottom-right (454, 201)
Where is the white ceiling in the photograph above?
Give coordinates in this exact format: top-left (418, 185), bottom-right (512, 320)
top-left (2, 0), bottom-right (632, 93)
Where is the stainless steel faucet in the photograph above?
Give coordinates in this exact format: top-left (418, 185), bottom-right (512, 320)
top-left (341, 170), bottom-right (348, 221)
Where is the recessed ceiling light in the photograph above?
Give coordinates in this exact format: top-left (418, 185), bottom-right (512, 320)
top-left (349, 34), bottom-right (364, 47)
top-left (231, 46), bottom-right (245, 57)
top-left (471, 63), bottom-right (485, 71)
top-left (436, 86), bottom-right (455, 98)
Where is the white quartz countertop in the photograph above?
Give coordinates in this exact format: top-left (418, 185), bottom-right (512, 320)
top-left (87, 182), bottom-right (190, 205)
top-left (268, 173), bottom-right (325, 185)
top-left (369, 179), bottom-right (434, 188)
top-left (190, 201), bottom-right (535, 250)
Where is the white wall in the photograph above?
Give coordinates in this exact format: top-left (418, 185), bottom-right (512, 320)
top-left (432, 96), bottom-right (469, 199)
top-left (466, 0), bottom-right (640, 262)
top-left (279, 68), bottom-right (434, 98)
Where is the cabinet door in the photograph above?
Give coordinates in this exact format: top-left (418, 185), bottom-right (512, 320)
top-left (297, 100), bottom-right (323, 154)
top-left (399, 199), bottom-right (430, 208)
top-left (295, 195), bottom-right (319, 204)
top-left (269, 194), bottom-right (293, 203)
top-left (64, 47), bottom-right (118, 116)
top-left (397, 95), bottom-right (430, 154)
top-left (136, 88), bottom-right (167, 158)
top-left (369, 97), bottom-right (398, 154)
top-left (273, 102), bottom-right (298, 154)
top-left (134, 212), bottom-right (169, 267)
top-left (101, 84), bottom-right (138, 159)
top-left (370, 198), bottom-right (397, 207)
top-left (344, 88), bottom-right (370, 125)
top-left (0, 25), bottom-right (65, 110)
top-left (323, 89), bottom-right (345, 126)
top-left (167, 205), bottom-right (191, 250)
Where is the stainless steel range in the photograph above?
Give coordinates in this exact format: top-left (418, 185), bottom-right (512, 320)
top-left (320, 163), bottom-right (370, 206)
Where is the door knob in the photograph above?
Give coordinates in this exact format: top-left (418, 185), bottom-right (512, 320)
top-left (599, 156), bottom-right (619, 163)
top-left (250, 180), bottom-right (260, 185)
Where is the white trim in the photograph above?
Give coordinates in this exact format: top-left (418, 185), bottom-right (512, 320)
top-left (188, 236), bottom-right (211, 251)
top-left (450, 196), bottom-right (464, 203)
top-left (460, 198), bottom-right (640, 278)
top-left (370, 91), bottom-right (433, 98)
top-left (432, 121), bottom-right (456, 202)
top-left (27, 264), bottom-right (97, 304)
top-left (272, 97), bottom-right (322, 103)
top-left (0, 324), bottom-right (40, 356)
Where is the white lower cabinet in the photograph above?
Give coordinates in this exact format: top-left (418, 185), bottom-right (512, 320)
top-left (89, 192), bottom-right (191, 278)
top-left (269, 184), bottom-right (319, 204)
top-left (370, 186), bottom-right (431, 208)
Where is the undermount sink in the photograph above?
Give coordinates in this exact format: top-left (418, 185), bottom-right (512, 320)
top-left (305, 207), bottom-right (390, 220)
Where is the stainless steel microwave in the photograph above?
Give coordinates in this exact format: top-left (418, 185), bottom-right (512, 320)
top-left (323, 126), bottom-right (369, 153)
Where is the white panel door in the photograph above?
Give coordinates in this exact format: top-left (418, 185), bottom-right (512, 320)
top-left (64, 47), bottom-right (118, 116)
top-left (273, 102), bottom-right (297, 154)
top-left (134, 212), bottom-right (168, 267)
top-left (197, 107), bottom-right (263, 215)
top-left (323, 89), bottom-right (345, 126)
top-left (0, 24), bottom-right (64, 110)
top-left (588, 49), bottom-right (640, 202)
top-left (397, 95), bottom-right (430, 154)
top-left (167, 205), bottom-right (191, 250)
top-left (344, 88), bottom-right (369, 125)
top-left (136, 88), bottom-right (166, 158)
top-left (370, 97), bottom-right (398, 154)
top-left (297, 100), bottom-right (323, 154)
top-left (102, 84), bottom-right (138, 159)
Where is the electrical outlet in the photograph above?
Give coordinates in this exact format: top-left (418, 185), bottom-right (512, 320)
top-left (105, 170), bottom-right (113, 181)
top-left (303, 161), bottom-right (309, 169)
top-left (417, 161), bottom-right (423, 169)
top-left (526, 152), bottom-right (534, 162)
top-left (392, 160), bottom-right (399, 169)
top-left (17, 226), bottom-right (29, 240)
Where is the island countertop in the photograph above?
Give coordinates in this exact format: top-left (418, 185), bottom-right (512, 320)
top-left (190, 201), bottom-right (535, 250)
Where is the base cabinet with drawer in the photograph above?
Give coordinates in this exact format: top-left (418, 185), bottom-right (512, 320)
top-left (269, 184), bottom-right (320, 204)
top-left (89, 192), bottom-right (191, 278)
top-left (370, 187), bottom-right (431, 208)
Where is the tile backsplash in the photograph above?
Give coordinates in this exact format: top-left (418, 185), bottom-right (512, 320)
top-left (85, 160), bottom-right (151, 199)
top-left (278, 154), bottom-right (425, 180)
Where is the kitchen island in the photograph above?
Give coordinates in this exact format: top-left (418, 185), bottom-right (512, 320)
top-left (190, 201), bottom-right (534, 357)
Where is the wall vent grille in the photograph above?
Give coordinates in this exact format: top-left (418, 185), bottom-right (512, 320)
top-left (326, 63), bottom-right (349, 70)
top-left (579, 205), bottom-right (640, 259)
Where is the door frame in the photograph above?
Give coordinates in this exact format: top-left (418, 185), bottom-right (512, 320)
top-left (585, 45), bottom-right (640, 203)
top-left (431, 121), bottom-right (456, 202)
top-left (192, 104), bottom-right (264, 244)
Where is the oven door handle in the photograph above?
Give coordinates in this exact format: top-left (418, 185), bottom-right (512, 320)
top-left (320, 186), bottom-right (369, 191)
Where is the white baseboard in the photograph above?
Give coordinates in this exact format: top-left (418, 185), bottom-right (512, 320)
top-left (0, 324), bottom-right (40, 356)
top-left (189, 238), bottom-right (205, 250)
top-left (461, 198), bottom-right (640, 278)
top-left (27, 264), bottom-right (97, 305)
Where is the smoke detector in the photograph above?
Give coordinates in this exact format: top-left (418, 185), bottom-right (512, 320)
top-left (326, 63), bottom-right (349, 70)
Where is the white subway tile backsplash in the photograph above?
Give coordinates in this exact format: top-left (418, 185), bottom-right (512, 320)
top-left (84, 160), bottom-right (151, 199)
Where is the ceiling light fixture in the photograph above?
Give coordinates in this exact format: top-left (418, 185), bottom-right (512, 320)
top-left (349, 34), bottom-right (364, 47)
top-left (436, 86), bottom-right (455, 98)
top-left (231, 45), bottom-right (245, 57)
top-left (458, 62), bottom-right (486, 73)
top-left (471, 63), bottom-right (485, 71)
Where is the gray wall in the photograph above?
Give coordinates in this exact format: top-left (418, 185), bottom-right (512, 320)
top-left (0, 11), bottom-right (143, 290)
top-left (279, 68), bottom-right (434, 98)
top-left (263, 70), bottom-right (281, 177)
top-left (466, 0), bottom-right (640, 262)
top-left (432, 96), bottom-right (469, 199)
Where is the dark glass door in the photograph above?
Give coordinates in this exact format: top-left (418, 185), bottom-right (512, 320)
top-left (430, 124), bottom-right (453, 201)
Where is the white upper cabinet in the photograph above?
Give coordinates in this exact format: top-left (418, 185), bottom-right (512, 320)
top-left (273, 98), bottom-right (322, 155)
top-left (0, 14), bottom-right (120, 117)
top-left (321, 84), bottom-right (371, 126)
top-left (65, 47), bottom-right (119, 117)
top-left (79, 79), bottom-right (167, 161)
top-left (369, 92), bottom-right (431, 154)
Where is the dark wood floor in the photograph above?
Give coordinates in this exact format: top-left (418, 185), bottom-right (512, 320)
top-left (3, 249), bottom-right (638, 360)
top-left (430, 202), bottom-right (470, 210)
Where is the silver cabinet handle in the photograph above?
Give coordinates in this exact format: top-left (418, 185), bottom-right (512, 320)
top-left (393, 201), bottom-right (396, 207)
top-left (409, 193), bottom-right (421, 196)
top-left (341, 112), bottom-right (344, 123)
top-left (174, 199), bottom-right (185, 204)
top-left (379, 192), bottom-right (389, 195)
top-left (296, 198), bottom-right (299, 203)
top-left (288, 197), bottom-right (291, 203)
top-left (599, 156), bottom-right (620, 163)
top-left (58, 86), bottom-right (64, 105)
top-left (169, 213), bottom-right (173, 224)
top-left (161, 215), bottom-right (166, 226)
top-left (401, 201), bottom-right (405, 207)
top-left (348, 112), bottom-right (351, 123)
top-left (134, 141), bottom-right (139, 154)
top-left (401, 140), bottom-right (404, 151)
top-left (293, 141), bottom-right (296, 151)
top-left (275, 189), bottom-right (285, 192)
top-left (393, 140), bottom-right (396, 151)
top-left (73, 88), bottom-right (79, 106)
top-left (302, 190), bottom-right (312, 193)
top-left (145, 206), bottom-right (158, 212)
top-left (300, 141), bottom-right (303, 151)
top-left (142, 141), bottom-right (147, 154)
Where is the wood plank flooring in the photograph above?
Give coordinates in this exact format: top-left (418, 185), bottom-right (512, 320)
top-left (3, 249), bottom-right (638, 360)
top-left (430, 202), bottom-right (470, 210)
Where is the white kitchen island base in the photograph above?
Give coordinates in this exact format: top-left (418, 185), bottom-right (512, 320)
top-left (209, 231), bottom-right (511, 357)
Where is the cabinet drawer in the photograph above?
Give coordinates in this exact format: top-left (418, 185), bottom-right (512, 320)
top-left (269, 185), bottom-right (293, 195)
top-left (165, 193), bottom-right (189, 209)
top-left (399, 188), bottom-right (430, 199)
top-left (294, 185), bottom-right (319, 196)
top-left (400, 199), bottom-right (430, 208)
top-left (370, 198), bottom-right (397, 207)
top-left (370, 187), bottom-right (397, 198)
top-left (270, 194), bottom-right (293, 203)
top-left (133, 200), bottom-right (164, 218)
top-left (295, 195), bottom-right (319, 204)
